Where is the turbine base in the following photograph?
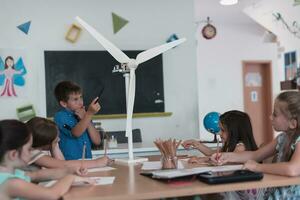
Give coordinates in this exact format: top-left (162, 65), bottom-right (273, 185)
top-left (115, 157), bottom-right (148, 165)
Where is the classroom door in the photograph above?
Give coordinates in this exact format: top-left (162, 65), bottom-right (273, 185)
top-left (243, 61), bottom-right (273, 146)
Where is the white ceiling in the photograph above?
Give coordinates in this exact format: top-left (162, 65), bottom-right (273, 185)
top-left (243, 0), bottom-right (300, 49)
top-left (194, 0), bottom-right (262, 24)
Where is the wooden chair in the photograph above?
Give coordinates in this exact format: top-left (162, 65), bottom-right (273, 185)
top-left (105, 129), bottom-right (142, 143)
top-left (92, 128), bottom-right (142, 150)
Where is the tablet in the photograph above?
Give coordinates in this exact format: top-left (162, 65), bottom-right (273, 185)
top-left (197, 170), bottom-right (263, 184)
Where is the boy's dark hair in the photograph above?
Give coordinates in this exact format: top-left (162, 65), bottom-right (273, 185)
top-left (0, 120), bottom-right (31, 162)
top-left (54, 81), bottom-right (81, 103)
top-left (26, 117), bottom-right (58, 148)
top-left (220, 110), bottom-right (258, 152)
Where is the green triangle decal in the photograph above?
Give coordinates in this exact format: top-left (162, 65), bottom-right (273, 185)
top-left (112, 12), bottom-right (129, 34)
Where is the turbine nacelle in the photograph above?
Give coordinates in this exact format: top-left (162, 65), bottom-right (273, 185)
top-left (112, 61), bottom-right (137, 73)
top-left (127, 59), bottom-right (138, 70)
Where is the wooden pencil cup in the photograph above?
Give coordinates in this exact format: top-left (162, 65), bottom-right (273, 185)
top-left (161, 156), bottom-right (178, 169)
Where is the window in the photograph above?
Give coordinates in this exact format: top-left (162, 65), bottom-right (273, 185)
top-left (284, 51), bottom-right (297, 80)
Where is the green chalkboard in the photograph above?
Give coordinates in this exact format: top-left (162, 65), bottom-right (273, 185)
top-left (44, 51), bottom-right (164, 117)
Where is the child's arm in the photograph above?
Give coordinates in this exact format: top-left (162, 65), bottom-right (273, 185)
top-left (85, 98), bottom-right (101, 145)
top-left (244, 142), bottom-right (300, 177)
top-left (211, 139), bottom-right (277, 164)
top-left (71, 107), bottom-right (94, 137)
top-left (71, 98), bottom-right (101, 145)
top-left (87, 122), bottom-right (101, 145)
top-left (6, 175), bottom-right (92, 200)
top-left (34, 154), bottom-right (112, 169)
top-left (26, 167), bottom-right (79, 182)
top-left (182, 139), bottom-right (214, 156)
top-left (188, 156), bottom-right (210, 164)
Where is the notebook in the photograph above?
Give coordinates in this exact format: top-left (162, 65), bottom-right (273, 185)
top-left (197, 169), bottom-right (263, 184)
top-left (140, 164), bottom-right (243, 179)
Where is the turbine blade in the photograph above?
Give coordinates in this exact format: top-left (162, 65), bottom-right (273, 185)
top-left (125, 69), bottom-right (136, 138)
top-left (76, 16), bottom-right (131, 63)
top-left (136, 38), bottom-right (186, 65)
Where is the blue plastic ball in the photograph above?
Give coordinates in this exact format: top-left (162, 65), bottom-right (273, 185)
top-left (203, 112), bottom-right (220, 134)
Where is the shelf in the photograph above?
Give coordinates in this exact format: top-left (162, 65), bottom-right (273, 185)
top-left (48, 112), bottom-right (172, 121)
top-left (92, 112), bottom-right (173, 120)
top-left (280, 80), bottom-right (297, 90)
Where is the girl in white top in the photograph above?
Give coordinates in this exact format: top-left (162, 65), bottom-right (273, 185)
top-left (211, 91), bottom-right (300, 200)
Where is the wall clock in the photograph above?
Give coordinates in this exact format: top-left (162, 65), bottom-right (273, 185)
top-left (201, 17), bottom-right (217, 40)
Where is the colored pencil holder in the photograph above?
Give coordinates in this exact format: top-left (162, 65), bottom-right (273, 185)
top-left (161, 156), bottom-right (178, 169)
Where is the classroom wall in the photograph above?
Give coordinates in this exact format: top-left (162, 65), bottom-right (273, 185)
top-left (0, 0), bottom-right (199, 142)
top-left (194, 0), bottom-right (279, 141)
top-left (0, 0), bottom-right (288, 143)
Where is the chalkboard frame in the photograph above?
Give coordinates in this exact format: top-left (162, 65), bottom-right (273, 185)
top-left (44, 50), bottom-right (165, 117)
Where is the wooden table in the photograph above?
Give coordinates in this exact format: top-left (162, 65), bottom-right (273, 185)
top-left (63, 161), bottom-right (300, 200)
top-left (92, 142), bottom-right (217, 158)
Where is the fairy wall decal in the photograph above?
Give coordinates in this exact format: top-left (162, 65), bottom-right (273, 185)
top-left (0, 56), bottom-right (27, 97)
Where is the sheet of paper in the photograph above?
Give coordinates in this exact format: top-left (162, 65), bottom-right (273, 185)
top-left (141, 161), bottom-right (161, 170)
top-left (42, 176), bottom-right (115, 187)
top-left (87, 166), bottom-right (116, 173)
top-left (89, 176), bottom-right (115, 185)
top-left (141, 160), bottom-right (184, 170)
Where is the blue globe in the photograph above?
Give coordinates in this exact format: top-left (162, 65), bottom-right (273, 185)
top-left (203, 112), bottom-right (220, 134)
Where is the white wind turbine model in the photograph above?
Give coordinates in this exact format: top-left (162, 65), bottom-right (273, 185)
top-left (76, 16), bottom-right (186, 164)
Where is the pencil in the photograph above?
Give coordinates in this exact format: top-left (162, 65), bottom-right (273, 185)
top-left (104, 137), bottom-right (108, 157)
top-left (81, 142), bottom-right (86, 169)
top-left (216, 136), bottom-right (219, 163)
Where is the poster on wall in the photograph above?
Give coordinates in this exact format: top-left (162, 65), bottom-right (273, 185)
top-left (284, 51), bottom-right (297, 80)
top-left (245, 72), bottom-right (262, 87)
top-left (0, 49), bottom-right (27, 98)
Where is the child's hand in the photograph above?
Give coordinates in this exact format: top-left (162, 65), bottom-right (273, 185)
top-left (188, 156), bottom-right (200, 164)
top-left (75, 107), bottom-right (86, 119)
top-left (107, 158), bottom-right (115, 166)
top-left (96, 156), bottom-right (114, 166)
top-left (74, 176), bottom-right (96, 185)
top-left (243, 160), bottom-right (260, 172)
top-left (66, 166), bottom-right (88, 176)
top-left (87, 98), bottom-right (101, 115)
top-left (77, 167), bottom-right (88, 176)
top-left (210, 153), bottom-right (227, 166)
top-left (182, 139), bottom-right (199, 149)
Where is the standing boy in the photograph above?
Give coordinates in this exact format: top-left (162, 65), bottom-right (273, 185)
top-left (54, 81), bottom-right (101, 160)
